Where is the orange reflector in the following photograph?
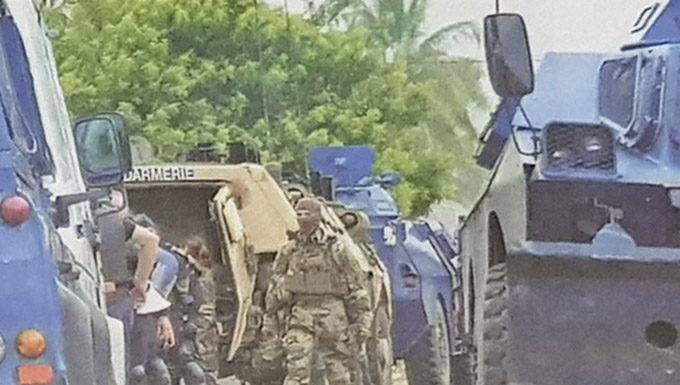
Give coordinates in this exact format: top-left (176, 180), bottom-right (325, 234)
top-left (16, 330), bottom-right (46, 358)
top-left (17, 365), bottom-right (53, 385)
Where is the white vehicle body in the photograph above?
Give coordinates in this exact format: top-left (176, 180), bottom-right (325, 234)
top-left (7, 1), bottom-right (125, 383)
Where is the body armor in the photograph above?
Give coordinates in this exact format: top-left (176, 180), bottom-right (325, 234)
top-left (98, 213), bottom-right (133, 284)
top-left (282, 242), bottom-right (350, 297)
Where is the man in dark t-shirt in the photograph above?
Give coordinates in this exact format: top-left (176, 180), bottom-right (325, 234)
top-left (104, 215), bottom-right (160, 319)
top-left (98, 195), bottom-right (160, 379)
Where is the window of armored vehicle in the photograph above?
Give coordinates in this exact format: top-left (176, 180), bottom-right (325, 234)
top-left (599, 56), bottom-right (637, 129)
top-left (0, 14), bottom-right (54, 175)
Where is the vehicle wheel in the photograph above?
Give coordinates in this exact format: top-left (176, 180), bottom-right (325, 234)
top-left (482, 263), bottom-right (509, 385)
top-left (368, 304), bottom-right (393, 385)
top-left (451, 352), bottom-right (474, 385)
top-left (405, 301), bottom-right (451, 385)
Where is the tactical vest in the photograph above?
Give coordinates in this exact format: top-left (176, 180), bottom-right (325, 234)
top-left (282, 242), bottom-right (350, 297)
top-left (97, 213), bottom-right (133, 284)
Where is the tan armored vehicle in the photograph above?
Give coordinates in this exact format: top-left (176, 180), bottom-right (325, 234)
top-left (123, 162), bottom-right (393, 385)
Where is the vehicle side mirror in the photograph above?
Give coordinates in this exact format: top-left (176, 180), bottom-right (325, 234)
top-left (73, 113), bottom-right (132, 187)
top-left (484, 13), bottom-right (534, 97)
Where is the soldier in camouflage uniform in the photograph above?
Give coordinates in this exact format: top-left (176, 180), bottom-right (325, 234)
top-left (265, 198), bottom-right (373, 385)
top-left (167, 237), bottom-right (220, 385)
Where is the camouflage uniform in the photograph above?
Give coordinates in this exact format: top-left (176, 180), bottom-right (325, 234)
top-left (266, 229), bottom-right (372, 385)
top-left (245, 307), bottom-right (286, 384)
top-left (234, 269), bottom-right (285, 385)
top-left (166, 246), bottom-right (219, 385)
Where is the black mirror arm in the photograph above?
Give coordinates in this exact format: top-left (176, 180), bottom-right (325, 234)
top-left (54, 189), bottom-right (111, 228)
top-left (510, 103), bottom-right (541, 158)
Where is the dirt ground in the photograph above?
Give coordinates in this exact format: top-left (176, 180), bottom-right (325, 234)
top-left (217, 360), bottom-right (409, 385)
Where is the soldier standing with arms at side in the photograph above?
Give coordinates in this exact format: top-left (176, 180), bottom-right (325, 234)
top-left (265, 198), bottom-right (373, 385)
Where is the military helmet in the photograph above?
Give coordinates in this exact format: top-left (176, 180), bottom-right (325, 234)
top-left (284, 182), bottom-right (309, 206)
top-left (341, 209), bottom-right (371, 243)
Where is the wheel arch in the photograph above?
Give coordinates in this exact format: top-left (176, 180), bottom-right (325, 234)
top-left (487, 211), bottom-right (507, 268)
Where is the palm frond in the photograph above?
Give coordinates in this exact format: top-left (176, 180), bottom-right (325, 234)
top-left (419, 21), bottom-right (479, 53)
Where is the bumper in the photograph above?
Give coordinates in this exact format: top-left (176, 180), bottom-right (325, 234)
top-left (505, 241), bottom-right (680, 385)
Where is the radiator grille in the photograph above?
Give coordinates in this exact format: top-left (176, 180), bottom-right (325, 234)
top-left (544, 124), bottom-right (615, 171)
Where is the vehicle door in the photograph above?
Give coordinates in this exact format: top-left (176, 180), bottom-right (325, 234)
top-left (210, 185), bottom-right (256, 360)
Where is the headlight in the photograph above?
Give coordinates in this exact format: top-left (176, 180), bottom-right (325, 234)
top-left (584, 136), bottom-right (604, 152)
top-left (0, 333), bottom-right (6, 362)
top-left (550, 149), bottom-right (572, 163)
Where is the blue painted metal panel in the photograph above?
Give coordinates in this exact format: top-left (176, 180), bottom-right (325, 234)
top-left (0, 14), bottom-right (53, 176)
top-left (0, 123), bottom-right (67, 383)
top-left (0, 12), bottom-right (66, 383)
top-left (512, 52), bottom-right (604, 129)
top-left (625, 0), bottom-right (680, 49)
top-left (406, 222), bottom-right (456, 336)
top-left (521, 46), bottom-right (680, 188)
top-left (335, 185), bottom-right (399, 223)
top-left (309, 146), bottom-right (375, 187)
top-left (478, 53), bottom-right (603, 170)
top-left (370, 226), bottom-right (428, 356)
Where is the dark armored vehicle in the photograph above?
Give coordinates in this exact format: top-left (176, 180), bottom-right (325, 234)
top-left (460, 2), bottom-right (680, 384)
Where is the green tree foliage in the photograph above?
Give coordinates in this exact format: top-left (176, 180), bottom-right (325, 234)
top-left (311, 0), bottom-right (490, 205)
top-left (47, 0), bottom-right (461, 216)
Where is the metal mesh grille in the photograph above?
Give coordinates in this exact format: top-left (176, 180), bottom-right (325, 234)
top-left (544, 124), bottom-right (616, 171)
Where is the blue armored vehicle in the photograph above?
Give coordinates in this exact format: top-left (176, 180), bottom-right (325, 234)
top-left (0, 1), bottom-right (131, 384)
top-left (460, 2), bottom-right (680, 384)
top-left (309, 146), bottom-right (466, 385)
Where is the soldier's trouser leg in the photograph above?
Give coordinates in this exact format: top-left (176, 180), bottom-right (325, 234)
top-left (310, 352), bottom-right (326, 385)
top-left (252, 313), bottom-right (284, 373)
top-left (146, 357), bottom-right (172, 385)
top-left (106, 290), bottom-right (135, 373)
top-left (324, 352), bottom-right (351, 385)
top-left (316, 298), bottom-right (351, 385)
top-left (194, 316), bottom-right (219, 366)
top-left (283, 327), bottom-right (315, 385)
top-left (183, 361), bottom-right (207, 385)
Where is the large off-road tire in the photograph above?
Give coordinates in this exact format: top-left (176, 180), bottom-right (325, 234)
top-left (482, 263), bottom-right (509, 385)
top-left (368, 304), bottom-right (393, 385)
top-left (405, 301), bottom-right (451, 385)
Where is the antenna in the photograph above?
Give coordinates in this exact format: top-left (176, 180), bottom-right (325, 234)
top-left (495, 0), bottom-right (500, 13)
